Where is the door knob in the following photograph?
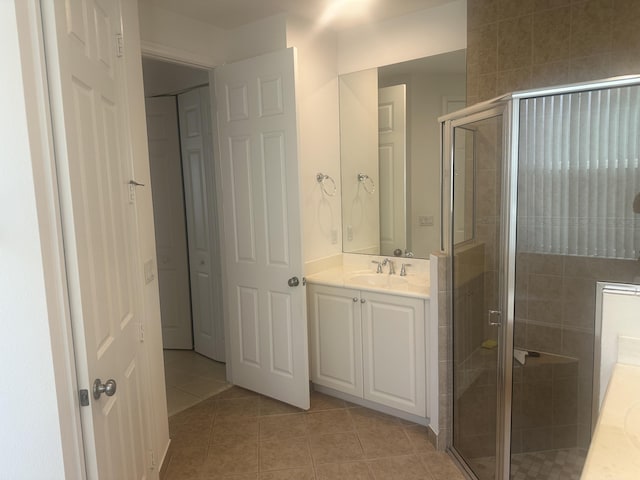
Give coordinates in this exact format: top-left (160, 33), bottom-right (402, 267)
top-left (93, 378), bottom-right (117, 399)
top-left (288, 276), bottom-right (300, 287)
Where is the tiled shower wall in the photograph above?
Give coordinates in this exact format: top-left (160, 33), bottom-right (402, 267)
top-left (436, 0), bottom-right (640, 454)
top-left (514, 254), bottom-right (638, 448)
top-left (467, 0), bottom-right (640, 105)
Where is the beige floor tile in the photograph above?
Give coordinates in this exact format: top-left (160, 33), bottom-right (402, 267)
top-left (176, 377), bottom-right (230, 399)
top-left (420, 452), bottom-right (466, 480)
top-left (166, 386), bottom-right (204, 416)
top-left (260, 396), bottom-right (304, 416)
top-left (309, 432), bottom-right (364, 465)
top-left (210, 417), bottom-right (259, 445)
top-left (403, 425), bottom-right (437, 452)
top-left (167, 386), bottom-right (467, 480)
top-left (349, 407), bottom-right (400, 432)
top-left (216, 397), bottom-right (261, 417)
top-left (259, 414), bottom-right (307, 441)
top-left (309, 392), bottom-right (347, 412)
top-left (259, 436), bottom-right (313, 472)
top-left (306, 409), bottom-right (354, 435)
top-left (367, 454), bottom-right (433, 479)
top-left (215, 386), bottom-right (261, 400)
top-left (315, 461), bottom-right (373, 480)
top-left (200, 475), bottom-right (258, 480)
top-left (203, 441), bottom-right (259, 476)
top-left (259, 467), bottom-right (315, 480)
top-left (357, 427), bottom-right (414, 458)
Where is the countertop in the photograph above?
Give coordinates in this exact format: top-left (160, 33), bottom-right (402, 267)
top-left (581, 362), bottom-right (640, 479)
top-left (305, 265), bottom-right (430, 299)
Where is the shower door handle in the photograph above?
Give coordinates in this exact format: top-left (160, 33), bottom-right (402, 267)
top-left (488, 310), bottom-right (502, 326)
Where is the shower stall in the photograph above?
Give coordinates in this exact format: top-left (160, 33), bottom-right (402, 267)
top-left (440, 76), bottom-right (640, 480)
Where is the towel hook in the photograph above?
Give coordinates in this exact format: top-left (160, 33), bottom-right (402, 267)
top-left (357, 173), bottom-right (375, 194)
top-left (316, 173), bottom-right (337, 196)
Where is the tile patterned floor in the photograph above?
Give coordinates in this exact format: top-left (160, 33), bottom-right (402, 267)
top-left (164, 350), bottom-right (230, 416)
top-left (469, 447), bottom-right (587, 480)
top-left (164, 387), bottom-right (466, 480)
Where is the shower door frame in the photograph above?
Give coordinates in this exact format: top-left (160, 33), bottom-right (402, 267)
top-left (442, 100), bottom-right (519, 480)
top-left (442, 74), bottom-right (640, 480)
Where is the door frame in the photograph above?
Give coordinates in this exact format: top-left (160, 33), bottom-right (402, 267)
top-left (442, 103), bottom-right (515, 480)
top-left (140, 45), bottom-right (232, 379)
top-left (12, 0), bottom-right (87, 477)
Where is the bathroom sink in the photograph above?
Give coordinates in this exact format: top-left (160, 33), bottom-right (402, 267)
top-left (348, 273), bottom-right (409, 288)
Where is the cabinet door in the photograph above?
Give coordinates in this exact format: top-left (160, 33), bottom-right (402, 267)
top-left (308, 284), bottom-right (363, 397)
top-left (361, 292), bottom-right (425, 416)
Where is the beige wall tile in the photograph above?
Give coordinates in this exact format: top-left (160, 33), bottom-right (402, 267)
top-left (570, 0), bottom-right (613, 58)
top-left (533, 7), bottom-right (571, 64)
top-left (498, 16), bottom-right (533, 71)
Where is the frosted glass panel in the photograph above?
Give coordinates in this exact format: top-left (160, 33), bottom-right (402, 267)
top-left (518, 86), bottom-right (640, 259)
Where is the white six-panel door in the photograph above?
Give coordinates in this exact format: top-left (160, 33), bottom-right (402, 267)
top-left (178, 86), bottom-right (225, 361)
top-left (146, 96), bottom-right (193, 350)
top-left (41, 0), bottom-right (149, 477)
top-left (215, 48), bottom-right (309, 409)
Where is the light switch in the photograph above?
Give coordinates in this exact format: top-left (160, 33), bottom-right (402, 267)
top-left (418, 215), bottom-right (434, 227)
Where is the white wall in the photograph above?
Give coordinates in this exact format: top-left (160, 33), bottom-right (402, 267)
top-left (227, 14), bottom-right (287, 63)
top-left (142, 57), bottom-right (209, 96)
top-left (137, 1), bottom-right (226, 68)
top-left (0, 1), bottom-right (79, 477)
top-left (337, 0), bottom-right (467, 74)
top-left (339, 69), bottom-right (380, 254)
top-left (286, 18), bottom-right (342, 265)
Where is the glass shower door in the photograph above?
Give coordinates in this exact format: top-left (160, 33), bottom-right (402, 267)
top-left (449, 110), bottom-right (507, 480)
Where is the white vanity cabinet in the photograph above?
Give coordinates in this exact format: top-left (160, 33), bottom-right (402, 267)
top-left (308, 283), bottom-right (427, 418)
top-left (308, 285), bottom-right (363, 397)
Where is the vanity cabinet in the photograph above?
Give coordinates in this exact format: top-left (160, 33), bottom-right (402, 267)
top-left (308, 283), bottom-right (427, 417)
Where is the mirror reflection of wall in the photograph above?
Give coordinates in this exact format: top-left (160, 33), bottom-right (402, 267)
top-left (339, 49), bottom-right (466, 259)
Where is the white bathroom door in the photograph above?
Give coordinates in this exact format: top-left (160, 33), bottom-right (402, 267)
top-left (146, 96), bottom-right (193, 350)
top-left (178, 86), bottom-right (225, 362)
top-left (215, 48), bottom-right (310, 409)
top-left (42, 0), bottom-right (150, 478)
top-left (378, 85), bottom-right (407, 256)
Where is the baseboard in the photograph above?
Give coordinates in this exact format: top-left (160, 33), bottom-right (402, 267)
top-left (158, 439), bottom-right (172, 480)
top-left (312, 383), bottom-right (429, 427)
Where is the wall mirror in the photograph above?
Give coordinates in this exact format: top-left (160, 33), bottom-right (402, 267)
top-left (339, 49), bottom-right (466, 259)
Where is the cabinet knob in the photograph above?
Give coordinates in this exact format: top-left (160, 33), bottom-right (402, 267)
top-left (360, 298), bottom-right (366, 303)
top-left (353, 297), bottom-right (358, 302)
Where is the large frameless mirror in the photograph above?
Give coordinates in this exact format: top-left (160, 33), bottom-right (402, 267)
top-left (339, 49), bottom-right (467, 259)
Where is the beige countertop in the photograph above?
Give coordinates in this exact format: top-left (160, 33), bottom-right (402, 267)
top-left (305, 265), bottom-right (430, 299)
top-left (582, 363), bottom-right (640, 479)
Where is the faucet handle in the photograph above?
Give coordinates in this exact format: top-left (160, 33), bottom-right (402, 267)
top-left (371, 260), bottom-right (383, 273)
top-left (400, 263), bottom-right (412, 276)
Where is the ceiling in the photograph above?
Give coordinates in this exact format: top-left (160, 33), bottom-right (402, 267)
top-left (139, 0), bottom-right (453, 30)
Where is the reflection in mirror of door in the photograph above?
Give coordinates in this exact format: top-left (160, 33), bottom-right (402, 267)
top-left (339, 49), bottom-right (466, 259)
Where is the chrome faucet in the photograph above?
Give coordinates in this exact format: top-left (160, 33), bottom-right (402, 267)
top-left (382, 258), bottom-right (395, 275)
top-left (371, 260), bottom-right (383, 273)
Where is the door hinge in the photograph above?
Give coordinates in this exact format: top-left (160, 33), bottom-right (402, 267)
top-left (138, 323), bottom-right (145, 342)
top-left (79, 389), bottom-right (90, 407)
top-left (115, 33), bottom-right (124, 58)
top-left (148, 450), bottom-right (156, 470)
